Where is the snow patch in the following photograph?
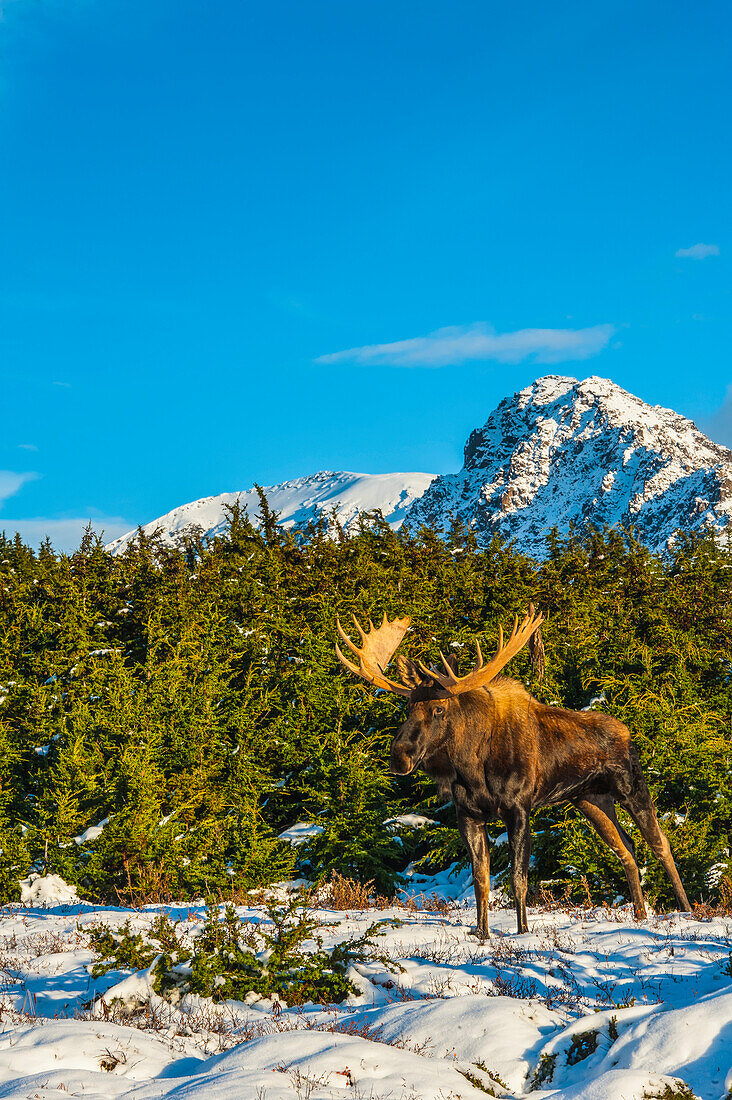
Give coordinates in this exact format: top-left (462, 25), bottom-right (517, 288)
top-left (74, 816), bottom-right (110, 845)
top-left (19, 873), bottom-right (80, 906)
top-left (278, 822), bottom-right (324, 846)
top-left (384, 813), bottom-right (436, 829)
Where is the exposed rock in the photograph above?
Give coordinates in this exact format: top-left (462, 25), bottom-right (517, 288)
top-left (406, 375), bottom-right (732, 556)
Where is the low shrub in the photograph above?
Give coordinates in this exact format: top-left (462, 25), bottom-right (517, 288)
top-left (530, 1053), bottom-right (557, 1089)
top-left (89, 913), bottom-right (182, 978)
top-left (89, 895), bottom-right (402, 1007)
top-left (566, 1029), bottom-right (599, 1065)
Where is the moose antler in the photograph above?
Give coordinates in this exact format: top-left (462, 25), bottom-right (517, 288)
top-left (335, 613), bottom-right (412, 697)
top-left (417, 604), bottom-right (544, 695)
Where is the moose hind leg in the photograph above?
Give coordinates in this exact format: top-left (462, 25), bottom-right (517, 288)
top-left (575, 795), bottom-right (646, 919)
top-left (457, 811), bottom-right (491, 936)
top-left (505, 807), bottom-right (531, 934)
top-left (619, 755), bottom-right (692, 913)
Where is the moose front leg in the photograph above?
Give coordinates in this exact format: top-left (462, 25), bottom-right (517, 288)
top-left (505, 807), bottom-right (532, 934)
top-left (457, 810), bottom-right (491, 936)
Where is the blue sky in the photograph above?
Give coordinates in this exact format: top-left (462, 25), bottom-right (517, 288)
top-left (1, 0), bottom-right (729, 549)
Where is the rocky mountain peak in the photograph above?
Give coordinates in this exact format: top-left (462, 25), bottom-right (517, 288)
top-left (408, 375), bottom-right (732, 556)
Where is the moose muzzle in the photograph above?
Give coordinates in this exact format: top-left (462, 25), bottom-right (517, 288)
top-left (389, 728), bottom-right (422, 775)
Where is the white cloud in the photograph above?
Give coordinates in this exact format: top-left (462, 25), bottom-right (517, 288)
top-left (0, 516), bottom-right (134, 554)
top-left (675, 243), bottom-right (720, 260)
top-left (0, 469), bottom-right (38, 506)
top-left (315, 322), bottom-right (616, 369)
top-left (17, 443), bottom-right (38, 452)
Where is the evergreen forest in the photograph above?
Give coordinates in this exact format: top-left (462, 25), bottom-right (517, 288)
top-left (1, 497), bottom-right (730, 910)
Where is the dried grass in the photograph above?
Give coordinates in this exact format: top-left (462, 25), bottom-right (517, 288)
top-left (114, 858), bottom-right (179, 908)
top-left (316, 871), bottom-right (454, 915)
top-left (320, 872), bottom-right (393, 910)
top-left (691, 877), bottom-right (732, 920)
top-left (401, 891), bottom-right (454, 914)
top-left (534, 876), bottom-right (594, 910)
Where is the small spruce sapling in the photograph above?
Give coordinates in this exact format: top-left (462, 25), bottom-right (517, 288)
top-left (88, 895), bottom-right (402, 1007)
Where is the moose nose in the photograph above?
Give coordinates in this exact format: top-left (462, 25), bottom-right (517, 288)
top-left (389, 747), bottom-right (415, 775)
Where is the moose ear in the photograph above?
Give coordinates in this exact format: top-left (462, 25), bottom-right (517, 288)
top-left (443, 652), bottom-right (459, 675)
top-left (396, 655), bottom-right (426, 688)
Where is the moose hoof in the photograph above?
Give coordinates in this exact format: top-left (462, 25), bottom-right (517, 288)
top-left (469, 923), bottom-right (490, 940)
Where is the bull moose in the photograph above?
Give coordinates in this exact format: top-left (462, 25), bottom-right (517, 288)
top-left (335, 607), bottom-right (691, 934)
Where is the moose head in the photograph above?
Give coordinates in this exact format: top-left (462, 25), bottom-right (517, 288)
top-left (335, 607), bottom-right (544, 775)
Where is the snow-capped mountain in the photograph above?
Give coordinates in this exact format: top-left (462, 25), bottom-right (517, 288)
top-left (407, 375), bottom-right (732, 556)
top-left (107, 471), bottom-right (437, 554)
top-left (108, 376), bottom-right (732, 558)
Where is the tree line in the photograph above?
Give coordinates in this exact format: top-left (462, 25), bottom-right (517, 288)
top-left (0, 499), bottom-right (730, 908)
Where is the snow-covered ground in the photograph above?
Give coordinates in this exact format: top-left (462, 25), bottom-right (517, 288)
top-left (1, 871), bottom-right (732, 1100)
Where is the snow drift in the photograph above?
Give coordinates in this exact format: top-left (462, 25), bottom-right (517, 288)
top-left (2, 878), bottom-right (732, 1099)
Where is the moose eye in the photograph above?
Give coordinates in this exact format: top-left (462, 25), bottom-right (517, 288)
top-left (433, 706), bottom-right (445, 717)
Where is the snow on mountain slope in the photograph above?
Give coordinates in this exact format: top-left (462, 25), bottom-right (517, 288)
top-left (108, 377), bottom-right (732, 559)
top-left (406, 375), bottom-right (732, 556)
top-left (107, 471), bottom-right (437, 554)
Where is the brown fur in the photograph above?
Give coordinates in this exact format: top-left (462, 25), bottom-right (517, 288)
top-left (390, 675), bottom-right (691, 934)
